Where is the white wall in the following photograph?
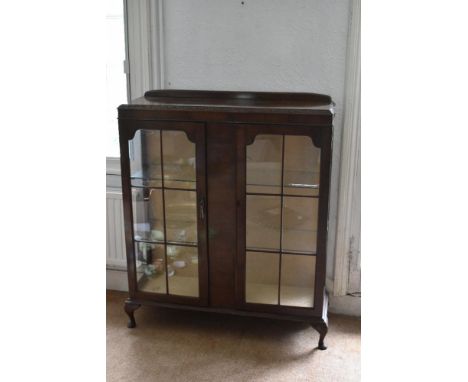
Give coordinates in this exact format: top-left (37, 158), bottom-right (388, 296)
top-left (160, 0), bottom-right (352, 284)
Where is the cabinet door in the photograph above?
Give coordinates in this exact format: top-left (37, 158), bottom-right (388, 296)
top-left (119, 121), bottom-right (208, 306)
top-left (236, 124), bottom-right (331, 316)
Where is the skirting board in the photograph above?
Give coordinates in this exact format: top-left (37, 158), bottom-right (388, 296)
top-left (106, 269), bottom-right (361, 317)
top-left (328, 294), bottom-right (360, 317)
top-left (107, 268), bottom-right (129, 292)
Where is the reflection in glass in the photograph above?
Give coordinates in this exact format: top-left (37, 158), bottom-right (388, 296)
top-left (280, 255), bottom-right (315, 307)
top-left (283, 135), bottom-right (320, 196)
top-left (164, 190), bottom-right (198, 244)
top-left (247, 135), bottom-right (282, 194)
top-left (129, 130), bottom-right (162, 188)
top-left (246, 195), bottom-right (281, 251)
top-left (135, 243), bottom-right (167, 294)
top-left (246, 251), bottom-right (279, 304)
top-left (282, 197), bottom-right (318, 254)
top-left (132, 188), bottom-right (164, 242)
top-left (162, 130), bottom-right (196, 189)
top-left (167, 246), bottom-right (199, 297)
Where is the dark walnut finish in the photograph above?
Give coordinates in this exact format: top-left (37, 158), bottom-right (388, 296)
top-left (118, 90), bottom-right (334, 349)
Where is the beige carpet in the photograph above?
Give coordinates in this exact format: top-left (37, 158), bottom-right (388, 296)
top-left (107, 290), bottom-right (360, 382)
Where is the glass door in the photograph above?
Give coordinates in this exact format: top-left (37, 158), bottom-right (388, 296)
top-left (237, 126), bottom-right (325, 314)
top-left (122, 122), bottom-right (207, 305)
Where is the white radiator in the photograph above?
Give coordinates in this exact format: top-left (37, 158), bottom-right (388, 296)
top-left (106, 190), bottom-right (127, 270)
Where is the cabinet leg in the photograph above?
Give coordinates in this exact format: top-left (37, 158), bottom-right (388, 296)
top-left (124, 300), bottom-right (141, 328)
top-left (311, 322), bottom-right (328, 350)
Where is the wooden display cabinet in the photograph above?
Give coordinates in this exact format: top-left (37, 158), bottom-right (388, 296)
top-left (118, 90), bottom-right (333, 349)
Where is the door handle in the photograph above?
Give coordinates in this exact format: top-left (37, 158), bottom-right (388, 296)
top-left (199, 197), bottom-right (205, 221)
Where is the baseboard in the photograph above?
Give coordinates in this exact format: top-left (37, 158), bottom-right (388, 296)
top-left (106, 268), bottom-right (129, 292)
top-left (328, 294), bottom-right (361, 317)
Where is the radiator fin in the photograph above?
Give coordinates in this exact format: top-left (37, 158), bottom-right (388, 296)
top-left (106, 191), bottom-right (127, 269)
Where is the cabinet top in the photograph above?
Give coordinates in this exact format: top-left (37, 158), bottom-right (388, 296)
top-left (119, 89), bottom-right (334, 116)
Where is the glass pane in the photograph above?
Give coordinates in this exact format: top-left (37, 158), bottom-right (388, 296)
top-left (162, 130), bottom-right (196, 190)
top-left (283, 136), bottom-right (320, 196)
top-left (247, 135), bottom-right (282, 194)
top-left (246, 251), bottom-right (279, 304)
top-left (129, 130), bottom-right (162, 188)
top-left (280, 255), bottom-right (315, 307)
top-left (246, 195), bottom-right (281, 251)
top-left (165, 190), bottom-right (197, 245)
top-left (132, 188), bottom-right (164, 242)
top-left (282, 196), bottom-right (318, 254)
top-left (167, 245), bottom-right (199, 297)
top-left (135, 243), bottom-right (167, 294)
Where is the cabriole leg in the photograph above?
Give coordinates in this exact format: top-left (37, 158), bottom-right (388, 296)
top-left (311, 322), bottom-right (328, 350)
top-left (124, 300), bottom-right (141, 328)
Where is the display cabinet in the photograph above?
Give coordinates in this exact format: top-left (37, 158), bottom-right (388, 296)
top-left (118, 90), bottom-right (334, 349)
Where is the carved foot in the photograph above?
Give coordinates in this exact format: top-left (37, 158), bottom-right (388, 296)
top-left (311, 322), bottom-right (328, 350)
top-left (124, 300), bottom-right (141, 328)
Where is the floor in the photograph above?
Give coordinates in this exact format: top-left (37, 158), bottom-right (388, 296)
top-left (107, 290), bottom-right (360, 382)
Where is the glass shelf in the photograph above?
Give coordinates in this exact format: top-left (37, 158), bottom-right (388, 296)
top-left (245, 248), bottom-right (316, 256)
top-left (131, 176), bottom-right (196, 190)
top-left (247, 169), bottom-right (320, 197)
top-left (135, 238), bottom-right (198, 248)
